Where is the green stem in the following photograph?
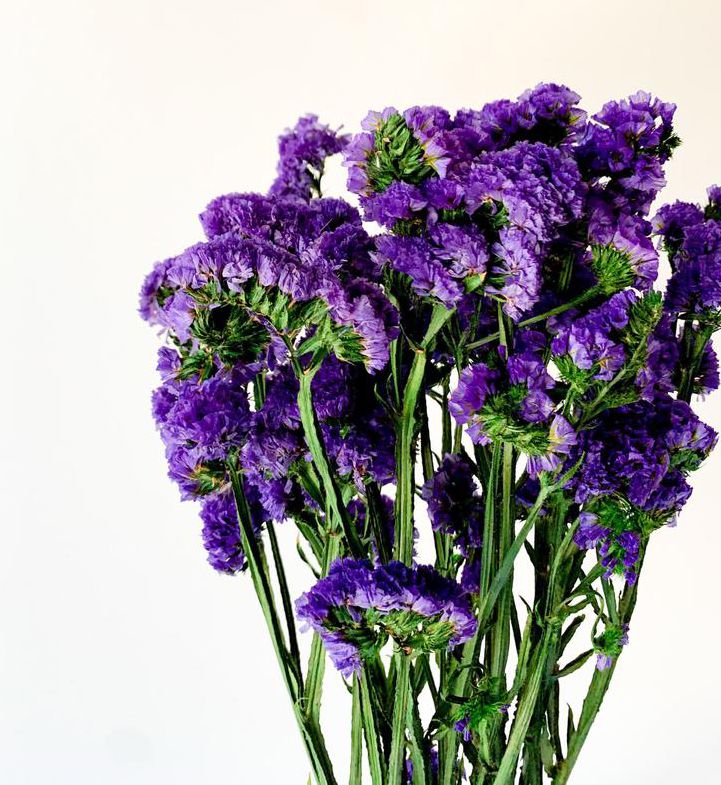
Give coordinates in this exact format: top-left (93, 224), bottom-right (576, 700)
top-left (350, 675), bottom-right (364, 785)
top-left (489, 443), bottom-right (516, 682)
top-left (304, 532), bottom-right (342, 723)
top-left (678, 324), bottom-right (714, 402)
top-left (388, 653), bottom-right (412, 785)
top-left (466, 289), bottom-right (598, 351)
top-left (360, 669), bottom-right (386, 785)
top-left (495, 627), bottom-right (560, 785)
top-left (228, 464), bottom-right (336, 785)
top-left (295, 364), bottom-right (364, 558)
top-left (395, 305), bottom-right (453, 565)
top-left (554, 549), bottom-right (646, 784)
top-left (267, 521), bottom-right (303, 686)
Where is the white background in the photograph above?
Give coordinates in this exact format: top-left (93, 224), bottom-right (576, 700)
top-left (2, 1), bottom-right (721, 783)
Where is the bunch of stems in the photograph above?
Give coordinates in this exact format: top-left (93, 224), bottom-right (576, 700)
top-left (226, 295), bottom-right (706, 785)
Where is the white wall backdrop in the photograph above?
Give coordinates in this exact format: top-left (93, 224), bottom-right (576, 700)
top-left (2, 2), bottom-right (720, 783)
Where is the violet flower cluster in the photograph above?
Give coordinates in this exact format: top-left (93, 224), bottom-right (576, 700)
top-left (140, 86), bottom-right (720, 785)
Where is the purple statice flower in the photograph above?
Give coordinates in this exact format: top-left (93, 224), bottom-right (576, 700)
top-left (695, 341), bottom-right (720, 396)
top-left (455, 83), bottom-right (586, 152)
top-left (653, 200), bottom-right (705, 260)
top-left (295, 559), bottom-right (477, 676)
top-left (526, 415), bottom-right (577, 477)
top-left (635, 315), bottom-right (679, 401)
top-left (421, 454), bottom-right (484, 554)
top-left (456, 142), bottom-right (585, 319)
top-left (199, 489), bottom-right (252, 575)
top-left (551, 297), bottom-right (630, 382)
top-left (343, 105), bottom-right (449, 200)
top-left (147, 192), bottom-right (399, 374)
top-left (506, 354), bottom-right (556, 422)
top-left (487, 227), bottom-right (542, 320)
top-left (572, 396), bottom-right (716, 518)
top-left (578, 91), bottom-right (677, 216)
top-left (430, 223), bottom-right (489, 280)
top-left (360, 181), bottom-right (427, 228)
top-left (324, 278), bottom-right (400, 372)
top-left (449, 364), bottom-right (501, 445)
top-left (574, 512), bottom-right (611, 550)
top-left (575, 509), bottom-right (641, 583)
top-left (594, 624), bottom-right (630, 670)
top-left (152, 370), bottom-right (254, 499)
top-left (665, 220), bottom-right (721, 315)
top-left (269, 114), bottom-right (348, 202)
top-left (373, 235), bottom-right (464, 307)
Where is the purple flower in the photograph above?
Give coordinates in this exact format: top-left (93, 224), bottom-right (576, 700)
top-left (295, 559), bottom-right (477, 676)
top-left (153, 370), bottom-right (253, 499)
top-left (199, 488), bottom-right (265, 575)
top-left (665, 220), bottom-right (721, 314)
top-left (449, 364), bottom-right (501, 445)
top-left (373, 235), bottom-right (464, 307)
top-left (572, 396), bottom-right (717, 517)
top-left (269, 115), bottom-right (348, 202)
top-left (421, 454), bottom-right (484, 554)
top-left (526, 415), bottom-right (577, 477)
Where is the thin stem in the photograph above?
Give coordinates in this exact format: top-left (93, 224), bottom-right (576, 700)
top-left (466, 289), bottom-right (598, 351)
top-left (395, 305), bottom-right (453, 565)
top-left (388, 653), bottom-right (412, 785)
top-left (360, 669), bottom-right (386, 785)
top-left (554, 548), bottom-right (647, 784)
top-left (267, 521), bottom-right (303, 686)
top-left (350, 675), bottom-right (364, 785)
top-left (229, 463), bottom-right (336, 785)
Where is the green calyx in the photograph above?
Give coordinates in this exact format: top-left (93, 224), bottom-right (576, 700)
top-left (189, 460), bottom-right (228, 496)
top-left (477, 387), bottom-right (551, 456)
top-left (589, 244), bottom-right (637, 295)
top-left (450, 676), bottom-right (508, 736)
top-left (366, 113), bottom-right (437, 193)
top-left (325, 607), bottom-right (459, 663)
top-left (592, 624), bottom-right (627, 660)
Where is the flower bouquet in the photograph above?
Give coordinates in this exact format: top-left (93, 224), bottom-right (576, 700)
top-left (140, 84), bottom-right (720, 784)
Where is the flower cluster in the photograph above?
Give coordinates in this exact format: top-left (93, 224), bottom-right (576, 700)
top-left (141, 86), bottom-right (720, 783)
top-left (421, 453), bottom-right (484, 554)
top-left (295, 559), bottom-right (477, 676)
top-left (449, 351), bottom-right (577, 477)
top-left (571, 397), bottom-right (717, 581)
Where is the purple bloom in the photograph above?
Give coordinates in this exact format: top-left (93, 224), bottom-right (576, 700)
top-left (572, 396), bottom-right (717, 517)
top-left (665, 220), bottom-right (721, 314)
top-left (295, 559), bottom-right (477, 676)
top-left (526, 415), bottom-right (577, 477)
top-left (449, 364), bottom-right (501, 445)
top-left (360, 181), bottom-right (427, 228)
top-left (594, 624), bottom-right (630, 670)
top-left (421, 454), bottom-right (484, 555)
top-left (373, 235), bottom-right (464, 307)
top-left (199, 488), bottom-right (265, 575)
top-left (152, 370), bottom-right (253, 499)
top-left (269, 115), bottom-right (348, 202)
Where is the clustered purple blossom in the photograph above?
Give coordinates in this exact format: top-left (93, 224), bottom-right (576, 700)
top-left (654, 186), bottom-right (721, 325)
top-left (342, 86), bottom-right (674, 324)
top-left (269, 114), bottom-right (348, 202)
top-left (448, 351), bottom-right (577, 477)
top-left (571, 397), bottom-right (717, 581)
top-left (421, 453), bottom-right (484, 555)
top-left (295, 559), bottom-right (477, 676)
top-left (141, 84), bottom-right (720, 711)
